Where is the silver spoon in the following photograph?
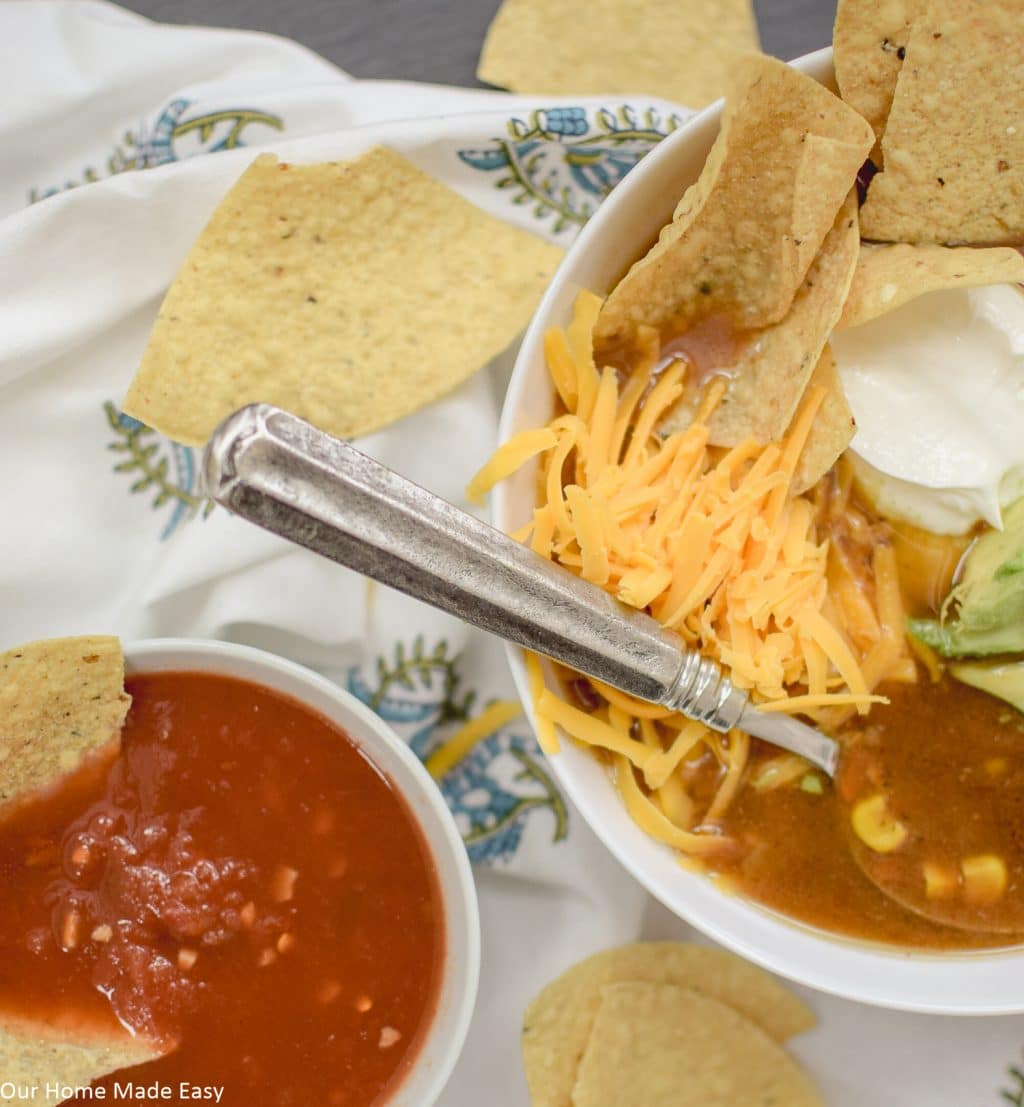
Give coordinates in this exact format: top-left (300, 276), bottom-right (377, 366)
top-left (201, 403), bottom-right (839, 776)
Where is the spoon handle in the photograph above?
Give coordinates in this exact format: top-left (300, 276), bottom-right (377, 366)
top-left (202, 404), bottom-right (840, 774)
top-left (202, 403), bottom-right (749, 733)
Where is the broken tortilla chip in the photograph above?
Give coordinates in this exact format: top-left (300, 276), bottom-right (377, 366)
top-left (792, 346), bottom-right (855, 493)
top-left (0, 1020), bottom-right (159, 1103)
top-left (594, 56), bottom-right (872, 351)
top-left (859, 0), bottom-right (1024, 246)
top-left (477, 0), bottom-right (759, 110)
top-left (838, 242), bottom-right (1024, 329)
top-left (662, 192), bottom-right (860, 446)
top-left (833, 0), bottom-right (924, 147)
top-left (0, 637), bottom-right (129, 809)
top-left (123, 148), bottom-right (563, 447)
top-left (569, 983), bottom-right (823, 1107)
top-left (520, 942), bottom-right (814, 1107)
top-left (791, 133), bottom-right (871, 281)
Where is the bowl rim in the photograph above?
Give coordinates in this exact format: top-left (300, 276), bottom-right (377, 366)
top-left (493, 46), bottom-right (1024, 1016)
top-left (124, 636), bottom-right (480, 1104)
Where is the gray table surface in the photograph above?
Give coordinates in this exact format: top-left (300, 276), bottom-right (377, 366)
top-left (120, 0), bottom-right (838, 85)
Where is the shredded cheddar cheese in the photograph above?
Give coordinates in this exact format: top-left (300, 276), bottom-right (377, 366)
top-left (425, 700), bottom-right (523, 779)
top-left (469, 292), bottom-right (911, 856)
top-left (466, 428), bottom-right (557, 506)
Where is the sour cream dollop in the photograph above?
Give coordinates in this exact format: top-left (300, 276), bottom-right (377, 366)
top-left (831, 283), bottom-right (1024, 535)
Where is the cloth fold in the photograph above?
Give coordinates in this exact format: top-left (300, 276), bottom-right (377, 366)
top-left (0, 4), bottom-right (1020, 1105)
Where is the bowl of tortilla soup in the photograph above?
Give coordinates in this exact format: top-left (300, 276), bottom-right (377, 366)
top-left (488, 43), bottom-right (1024, 1014)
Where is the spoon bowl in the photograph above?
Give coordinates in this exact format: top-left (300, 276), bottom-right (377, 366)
top-left (837, 688), bottom-right (1024, 935)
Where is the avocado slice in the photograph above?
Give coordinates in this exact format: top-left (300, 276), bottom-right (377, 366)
top-left (907, 497), bottom-right (1024, 658)
top-left (951, 660), bottom-right (1024, 714)
top-left (908, 618), bottom-right (1024, 658)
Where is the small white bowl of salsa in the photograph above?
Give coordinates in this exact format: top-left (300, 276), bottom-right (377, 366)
top-left (0, 637), bottom-right (479, 1104)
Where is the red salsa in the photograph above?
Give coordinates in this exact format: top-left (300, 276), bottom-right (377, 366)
top-left (0, 671), bottom-right (443, 1105)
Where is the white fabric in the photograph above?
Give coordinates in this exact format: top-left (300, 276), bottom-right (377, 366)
top-left (0, 4), bottom-right (1020, 1104)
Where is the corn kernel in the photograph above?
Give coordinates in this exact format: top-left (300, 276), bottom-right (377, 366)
top-left (962, 854), bottom-right (1007, 905)
top-left (922, 861), bottom-right (957, 899)
top-left (851, 794), bottom-right (908, 853)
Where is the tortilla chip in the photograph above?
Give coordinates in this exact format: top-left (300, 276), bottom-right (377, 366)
top-left (123, 148), bottom-right (563, 446)
top-left (791, 134), bottom-right (871, 280)
top-left (859, 0), bottom-right (1024, 245)
top-left (838, 242), bottom-right (1024, 329)
top-left (792, 347), bottom-right (855, 493)
top-left (833, 0), bottom-right (924, 145)
top-left (477, 0), bottom-right (759, 110)
top-left (0, 637), bottom-right (129, 809)
top-left (520, 942), bottom-right (815, 1107)
top-left (594, 56), bottom-right (872, 350)
top-left (661, 192), bottom-right (859, 446)
top-left (570, 983), bottom-right (823, 1107)
top-left (0, 1020), bottom-right (158, 1103)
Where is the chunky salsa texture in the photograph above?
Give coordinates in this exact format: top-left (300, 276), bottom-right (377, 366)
top-left (0, 671), bottom-right (443, 1106)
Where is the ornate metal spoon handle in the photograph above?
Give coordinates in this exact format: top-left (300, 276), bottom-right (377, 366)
top-left (202, 404), bottom-right (838, 775)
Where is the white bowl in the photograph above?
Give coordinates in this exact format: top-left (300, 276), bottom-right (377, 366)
top-left (494, 48), bottom-right (1024, 1015)
top-left (125, 638), bottom-right (479, 1103)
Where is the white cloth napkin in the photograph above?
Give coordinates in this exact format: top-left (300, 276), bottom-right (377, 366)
top-left (0, 3), bottom-right (1021, 1104)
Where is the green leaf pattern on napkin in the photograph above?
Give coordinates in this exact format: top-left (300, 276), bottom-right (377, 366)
top-left (1000, 1055), bottom-right (1024, 1107)
top-left (103, 402), bottom-right (213, 539)
top-left (28, 99), bottom-right (282, 203)
top-left (458, 104), bottom-right (685, 233)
